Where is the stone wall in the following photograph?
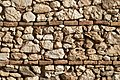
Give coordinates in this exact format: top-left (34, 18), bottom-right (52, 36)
top-left (0, 0), bottom-right (120, 80)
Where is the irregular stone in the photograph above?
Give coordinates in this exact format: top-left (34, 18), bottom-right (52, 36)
top-left (31, 66), bottom-right (41, 74)
top-left (45, 65), bottom-right (54, 70)
top-left (68, 48), bottom-right (87, 60)
top-left (20, 41), bottom-right (40, 53)
top-left (11, 0), bottom-right (32, 8)
top-left (84, 6), bottom-right (102, 20)
top-left (16, 38), bottom-right (23, 45)
top-left (104, 14), bottom-right (111, 21)
top-left (0, 70), bottom-right (9, 76)
top-left (86, 49), bottom-right (96, 55)
top-left (9, 73), bottom-right (21, 77)
top-left (0, 32), bottom-right (4, 41)
top-left (63, 43), bottom-right (75, 49)
top-left (37, 14), bottom-right (47, 21)
top-left (33, 4), bottom-right (51, 13)
top-left (65, 9), bottom-right (83, 19)
top-left (103, 55), bottom-right (110, 61)
top-left (63, 26), bottom-right (75, 35)
top-left (101, 71), bottom-right (114, 76)
top-left (24, 26), bottom-right (33, 34)
top-left (25, 76), bottom-right (39, 80)
top-left (85, 31), bottom-right (104, 43)
top-left (19, 66), bottom-right (35, 77)
top-left (22, 34), bottom-right (34, 40)
top-left (50, 1), bottom-right (61, 8)
top-left (114, 74), bottom-right (120, 80)
top-left (59, 73), bottom-right (76, 80)
top-left (89, 55), bottom-right (102, 60)
top-left (3, 32), bottom-right (13, 43)
top-left (36, 35), bottom-right (43, 40)
top-left (0, 6), bottom-right (2, 13)
top-left (11, 53), bottom-right (27, 60)
top-left (7, 77), bottom-right (16, 80)
top-left (16, 30), bottom-right (22, 38)
top-left (84, 39), bottom-right (94, 48)
top-left (93, 0), bottom-right (101, 5)
top-left (64, 35), bottom-right (75, 44)
top-left (74, 33), bottom-right (83, 39)
top-left (45, 49), bottom-right (65, 59)
top-left (1, 48), bottom-right (10, 53)
top-left (102, 0), bottom-right (117, 10)
top-left (78, 0), bottom-right (92, 7)
top-left (23, 12), bottom-right (36, 22)
top-left (78, 69), bottom-right (95, 80)
top-left (62, 0), bottom-right (77, 8)
top-left (43, 27), bottom-right (54, 34)
top-left (40, 40), bottom-right (53, 50)
top-left (35, 0), bottom-right (53, 2)
top-left (55, 65), bottom-right (64, 75)
top-left (54, 31), bottom-right (63, 41)
top-left (55, 10), bottom-right (69, 20)
top-left (43, 34), bottom-right (53, 40)
top-left (2, 1), bottom-right (11, 7)
top-left (5, 7), bottom-right (21, 21)
top-left (28, 54), bottom-right (39, 60)
top-left (54, 41), bottom-right (62, 48)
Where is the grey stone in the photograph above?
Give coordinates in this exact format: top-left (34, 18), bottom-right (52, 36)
top-left (22, 34), bottom-right (34, 40)
top-left (23, 12), bottom-right (36, 22)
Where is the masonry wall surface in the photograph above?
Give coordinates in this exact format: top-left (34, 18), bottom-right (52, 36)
top-left (0, 0), bottom-right (120, 80)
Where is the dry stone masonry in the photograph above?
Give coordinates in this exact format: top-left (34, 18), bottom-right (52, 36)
top-left (0, 0), bottom-right (120, 80)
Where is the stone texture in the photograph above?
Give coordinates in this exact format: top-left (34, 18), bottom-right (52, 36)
top-left (22, 34), bottom-right (34, 40)
top-left (79, 69), bottom-right (95, 80)
top-left (0, 53), bottom-right (9, 60)
top-left (5, 7), bottom-right (21, 21)
top-left (62, 0), bottom-right (77, 8)
top-left (2, 32), bottom-right (13, 43)
top-left (19, 66), bottom-right (35, 77)
top-left (23, 12), bottom-right (36, 22)
top-left (20, 41), bottom-right (40, 53)
top-left (45, 49), bottom-right (65, 59)
top-left (40, 40), bottom-right (53, 50)
top-left (11, 0), bottom-right (32, 8)
top-left (33, 4), bottom-right (51, 13)
top-left (78, 0), bottom-right (92, 7)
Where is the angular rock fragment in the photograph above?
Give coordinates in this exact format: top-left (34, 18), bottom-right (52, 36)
top-left (40, 40), bottom-right (53, 50)
top-left (20, 41), bottom-right (40, 53)
top-left (45, 49), bottom-right (65, 59)
top-left (19, 66), bottom-right (35, 77)
top-left (0, 53), bottom-right (9, 60)
top-left (33, 4), bottom-right (51, 13)
top-left (2, 32), bottom-right (13, 43)
top-left (11, 0), bottom-right (32, 8)
top-left (62, 0), bottom-right (77, 8)
top-left (5, 7), bottom-right (21, 21)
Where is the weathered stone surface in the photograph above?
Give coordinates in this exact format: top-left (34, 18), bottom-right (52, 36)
top-left (0, 70), bottom-right (9, 76)
top-left (23, 12), bottom-right (36, 22)
top-left (78, 0), bottom-right (92, 7)
top-left (45, 49), bottom-right (65, 59)
top-left (3, 32), bottom-right (13, 43)
top-left (19, 66), bottom-right (35, 77)
top-left (25, 76), bottom-right (39, 80)
top-left (22, 34), bottom-right (34, 40)
top-left (79, 69), bottom-right (95, 80)
top-left (11, 53), bottom-right (27, 60)
top-left (1, 48), bottom-right (10, 53)
top-left (5, 7), bottom-right (21, 21)
top-left (40, 40), bottom-right (53, 50)
top-left (35, 0), bottom-right (53, 2)
top-left (54, 31), bottom-right (63, 41)
top-left (64, 35), bottom-right (75, 44)
top-left (43, 34), bottom-right (53, 40)
top-left (7, 77), bottom-right (16, 80)
top-left (37, 14), bottom-right (47, 21)
top-left (11, 0), bottom-right (32, 8)
top-left (31, 66), bottom-right (41, 74)
top-left (68, 48), bottom-right (87, 60)
top-left (93, 0), bottom-right (101, 5)
top-left (20, 41), bottom-right (40, 53)
top-left (2, 1), bottom-right (11, 7)
top-left (24, 26), bottom-right (33, 34)
top-left (84, 6), bottom-right (102, 20)
top-left (85, 32), bottom-right (104, 43)
top-left (9, 73), bottom-right (21, 77)
top-left (33, 4), bottom-right (51, 13)
top-left (62, 0), bottom-right (77, 8)
top-left (50, 1), bottom-right (61, 8)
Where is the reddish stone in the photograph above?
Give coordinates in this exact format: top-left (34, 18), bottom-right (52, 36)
top-left (79, 21), bottom-right (93, 25)
top-left (4, 22), bottom-right (18, 26)
top-left (69, 61), bottom-right (83, 65)
top-left (54, 60), bottom-right (68, 64)
top-left (64, 21), bottom-right (78, 25)
top-left (39, 60), bottom-right (53, 65)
